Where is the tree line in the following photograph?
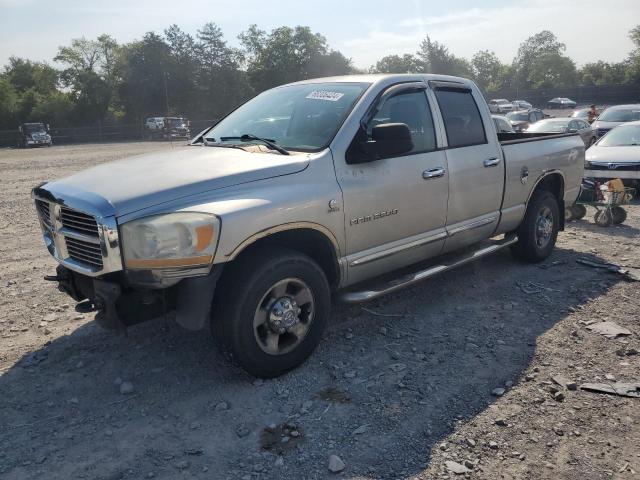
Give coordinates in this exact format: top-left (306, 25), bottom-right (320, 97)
top-left (1, 23), bottom-right (639, 130)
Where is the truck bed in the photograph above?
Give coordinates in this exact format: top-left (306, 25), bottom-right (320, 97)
top-left (497, 131), bottom-right (578, 145)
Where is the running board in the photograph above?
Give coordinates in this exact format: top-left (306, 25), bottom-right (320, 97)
top-left (338, 234), bottom-right (518, 304)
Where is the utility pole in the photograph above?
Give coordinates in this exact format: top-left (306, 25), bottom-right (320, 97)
top-left (164, 71), bottom-right (170, 116)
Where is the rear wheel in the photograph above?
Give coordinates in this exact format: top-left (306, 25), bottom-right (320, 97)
top-left (212, 247), bottom-right (330, 378)
top-left (511, 191), bottom-right (560, 262)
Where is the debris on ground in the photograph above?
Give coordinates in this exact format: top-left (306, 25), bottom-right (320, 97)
top-left (328, 454), bottom-right (345, 473)
top-left (580, 382), bottom-right (640, 398)
top-left (585, 321), bottom-right (632, 338)
top-left (576, 258), bottom-right (640, 281)
top-left (445, 460), bottom-right (471, 474)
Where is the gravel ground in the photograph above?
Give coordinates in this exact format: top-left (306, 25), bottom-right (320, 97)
top-left (0, 142), bottom-right (638, 480)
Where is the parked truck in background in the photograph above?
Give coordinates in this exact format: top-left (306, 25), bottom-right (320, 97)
top-left (144, 116), bottom-right (191, 140)
top-left (33, 74), bottom-right (584, 377)
top-left (17, 122), bottom-right (52, 148)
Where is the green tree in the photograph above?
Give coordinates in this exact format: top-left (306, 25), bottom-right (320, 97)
top-left (119, 32), bottom-right (174, 120)
top-left (0, 77), bottom-right (19, 128)
top-left (370, 54), bottom-right (419, 73)
top-left (416, 37), bottom-right (473, 77)
top-left (527, 52), bottom-right (577, 88)
top-left (195, 23), bottom-right (250, 117)
top-left (164, 24), bottom-right (199, 115)
top-left (626, 25), bottom-right (640, 84)
top-left (579, 61), bottom-right (626, 85)
top-left (513, 30), bottom-right (565, 88)
top-left (239, 25), bottom-right (352, 92)
top-left (3, 57), bottom-right (58, 94)
top-left (55, 35), bottom-right (124, 123)
top-left (471, 50), bottom-right (505, 91)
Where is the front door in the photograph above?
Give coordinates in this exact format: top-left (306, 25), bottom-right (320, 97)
top-left (335, 83), bottom-right (449, 286)
top-left (432, 86), bottom-right (504, 252)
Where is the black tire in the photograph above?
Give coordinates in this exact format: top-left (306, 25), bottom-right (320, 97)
top-left (571, 204), bottom-right (587, 220)
top-left (511, 190), bottom-right (560, 263)
top-left (594, 210), bottom-right (613, 227)
top-left (212, 247), bottom-right (330, 378)
top-left (611, 206), bottom-right (627, 224)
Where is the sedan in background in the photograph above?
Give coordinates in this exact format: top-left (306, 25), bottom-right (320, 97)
top-left (585, 121), bottom-right (640, 190)
top-left (492, 115), bottom-right (515, 133)
top-left (511, 100), bottom-right (532, 110)
top-left (525, 118), bottom-right (596, 148)
top-left (592, 104), bottom-right (640, 138)
top-left (548, 97), bottom-right (577, 109)
top-left (506, 108), bottom-right (545, 132)
top-left (488, 99), bottom-right (514, 114)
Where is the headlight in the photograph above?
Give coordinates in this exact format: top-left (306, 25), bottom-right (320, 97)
top-left (121, 212), bottom-right (219, 269)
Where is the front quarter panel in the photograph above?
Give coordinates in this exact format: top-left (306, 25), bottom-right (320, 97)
top-left (130, 150), bottom-right (346, 281)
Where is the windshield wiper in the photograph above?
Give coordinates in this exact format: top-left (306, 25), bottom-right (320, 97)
top-left (219, 134), bottom-right (289, 155)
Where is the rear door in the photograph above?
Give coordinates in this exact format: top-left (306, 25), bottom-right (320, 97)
top-left (432, 85), bottom-right (504, 252)
top-left (336, 83), bottom-right (449, 285)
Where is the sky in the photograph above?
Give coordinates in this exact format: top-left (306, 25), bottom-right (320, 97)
top-left (1, 0), bottom-right (639, 70)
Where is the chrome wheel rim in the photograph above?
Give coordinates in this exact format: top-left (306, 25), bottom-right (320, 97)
top-left (535, 206), bottom-right (554, 248)
top-left (253, 278), bottom-right (315, 355)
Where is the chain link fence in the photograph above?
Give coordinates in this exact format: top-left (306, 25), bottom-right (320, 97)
top-left (0, 119), bottom-right (217, 148)
top-left (484, 84), bottom-right (640, 108)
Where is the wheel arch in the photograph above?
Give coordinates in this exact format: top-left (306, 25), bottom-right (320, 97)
top-left (526, 171), bottom-right (566, 230)
top-left (222, 223), bottom-right (342, 289)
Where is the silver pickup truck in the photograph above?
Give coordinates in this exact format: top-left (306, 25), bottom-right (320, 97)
top-left (33, 74), bottom-right (584, 377)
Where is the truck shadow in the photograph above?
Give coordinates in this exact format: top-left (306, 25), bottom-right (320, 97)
top-left (0, 248), bottom-right (622, 479)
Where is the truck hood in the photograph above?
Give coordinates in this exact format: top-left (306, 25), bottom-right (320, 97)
top-left (42, 146), bottom-right (309, 217)
top-left (586, 145), bottom-right (640, 165)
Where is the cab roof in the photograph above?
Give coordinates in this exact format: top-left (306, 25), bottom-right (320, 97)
top-left (284, 73), bottom-right (476, 89)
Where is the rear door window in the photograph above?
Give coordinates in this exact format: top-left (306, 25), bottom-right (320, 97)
top-left (435, 89), bottom-right (487, 148)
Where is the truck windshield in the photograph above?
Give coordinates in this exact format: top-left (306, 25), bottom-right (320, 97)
top-left (598, 125), bottom-right (640, 146)
top-left (24, 124), bottom-right (46, 134)
top-left (598, 108), bottom-right (640, 123)
top-left (168, 118), bottom-right (186, 127)
top-left (203, 82), bottom-right (369, 152)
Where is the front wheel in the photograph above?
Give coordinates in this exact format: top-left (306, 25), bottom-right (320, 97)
top-left (511, 191), bottom-right (560, 262)
top-left (212, 248), bottom-right (330, 378)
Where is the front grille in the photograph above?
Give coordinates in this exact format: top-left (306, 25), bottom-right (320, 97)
top-left (34, 199), bottom-right (105, 271)
top-left (36, 200), bottom-right (53, 230)
top-left (65, 237), bottom-right (104, 269)
top-left (60, 206), bottom-right (99, 237)
top-left (589, 163), bottom-right (640, 171)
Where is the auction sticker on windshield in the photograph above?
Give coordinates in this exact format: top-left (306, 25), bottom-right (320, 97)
top-left (305, 91), bottom-right (345, 101)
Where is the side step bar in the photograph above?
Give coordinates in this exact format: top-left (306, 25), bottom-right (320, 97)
top-left (338, 234), bottom-right (518, 304)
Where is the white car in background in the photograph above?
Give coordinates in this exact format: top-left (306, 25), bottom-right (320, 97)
top-left (511, 100), bottom-right (532, 110)
top-left (585, 121), bottom-right (640, 191)
top-left (492, 115), bottom-right (515, 133)
top-left (488, 99), bottom-right (514, 114)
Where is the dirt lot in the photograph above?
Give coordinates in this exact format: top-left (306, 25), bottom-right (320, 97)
top-left (0, 142), bottom-right (638, 480)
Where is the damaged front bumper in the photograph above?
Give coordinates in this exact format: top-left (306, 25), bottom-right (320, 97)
top-left (49, 264), bottom-right (223, 331)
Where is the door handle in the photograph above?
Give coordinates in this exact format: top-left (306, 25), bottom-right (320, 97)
top-left (483, 157), bottom-right (501, 167)
top-left (422, 167), bottom-right (446, 180)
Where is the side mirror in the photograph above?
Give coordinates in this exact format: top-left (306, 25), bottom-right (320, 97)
top-left (567, 128), bottom-right (578, 133)
top-left (46, 124), bottom-right (50, 131)
top-left (365, 123), bottom-right (414, 159)
top-left (18, 126), bottom-right (22, 133)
